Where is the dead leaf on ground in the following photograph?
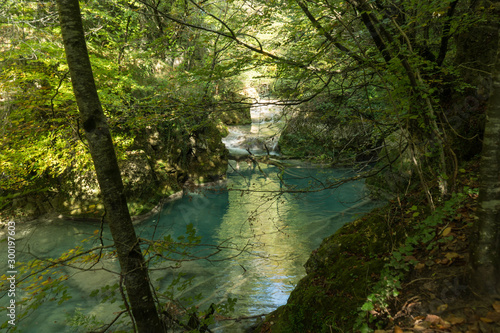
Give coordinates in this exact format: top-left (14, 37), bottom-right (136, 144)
top-left (445, 252), bottom-right (461, 260)
top-left (485, 310), bottom-right (500, 322)
top-left (437, 304), bottom-right (449, 313)
top-left (425, 314), bottom-right (451, 329)
top-left (493, 300), bottom-right (500, 313)
top-left (442, 226), bottom-right (452, 237)
top-left (446, 314), bottom-right (466, 324)
top-left (415, 262), bottom-right (426, 270)
top-left (426, 314), bottom-right (442, 324)
top-left (393, 326), bottom-right (403, 333)
top-left (404, 255), bottom-right (418, 262)
top-left (436, 258), bottom-right (448, 265)
top-left (413, 323), bottom-right (429, 330)
top-left (479, 317), bottom-right (494, 323)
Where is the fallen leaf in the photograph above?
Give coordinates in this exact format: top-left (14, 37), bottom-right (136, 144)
top-left (404, 255), bottom-right (418, 262)
top-left (438, 258), bottom-right (450, 265)
top-left (414, 322), bottom-right (430, 330)
top-left (478, 321), bottom-right (492, 333)
top-left (426, 314), bottom-right (442, 324)
top-left (393, 326), bottom-right (403, 333)
top-left (440, 321), bottom-right (452, 329)
top-left (480, 317), bottom-right (494, 323)
top-left (415, 262), bottom-right (426, 270)
top-left (442, 226), bottom-right (452, 237)
top-left (493, 300), bottom-right (500, 313)
top-left (446, 314), bottom-right (466, 324)
top-left (485, 310), bottom-right (500, 322)
top-left (445, 252), bottom-right (460, 260)
top-left (437, 303), bottom-right (449, 313)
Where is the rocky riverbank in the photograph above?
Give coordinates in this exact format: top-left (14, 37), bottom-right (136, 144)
top-left (0, 103), bottom-right (253, 224)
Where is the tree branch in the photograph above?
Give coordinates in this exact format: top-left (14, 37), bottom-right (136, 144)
top-left (135, 0), bottom-right (345, 74)
top-left (296, 0), bottom-right (365, 63)
top-left (436, 0), bottom-right (459, 66)
top-left (347, 0), bottom-right (393, 63)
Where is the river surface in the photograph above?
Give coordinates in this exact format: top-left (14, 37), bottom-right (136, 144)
top-left (0, 102), bottom-right (381, 332)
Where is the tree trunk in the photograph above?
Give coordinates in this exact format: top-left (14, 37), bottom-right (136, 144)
top-left (471, 20), bottom-right (500, 297)
top-left (56, 0), bottom-right (165, 331)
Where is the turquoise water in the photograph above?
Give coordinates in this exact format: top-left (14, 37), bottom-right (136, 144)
top-left (1, 161), bottom-right (380, 332)
top-left (1, 101), bottom-right (382, 331)
top-left (138, 162), bottom-right (381, 332)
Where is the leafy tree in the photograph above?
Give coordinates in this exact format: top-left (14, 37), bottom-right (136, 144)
top-left (0, 0), bottom-right (241, 220)
top-left (0, 1), bottom-right (84, 204)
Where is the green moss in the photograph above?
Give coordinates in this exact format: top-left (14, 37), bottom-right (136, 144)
top-left (259, 207), bottom-right (402, 332)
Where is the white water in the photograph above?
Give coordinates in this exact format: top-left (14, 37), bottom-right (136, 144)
top-left (222, 100), bottom-right (283, 156)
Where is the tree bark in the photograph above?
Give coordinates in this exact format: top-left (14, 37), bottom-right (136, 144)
top-left (471, 26), bottom-right (500, 297)
top-left (55, 0), bottom-right (165, 331)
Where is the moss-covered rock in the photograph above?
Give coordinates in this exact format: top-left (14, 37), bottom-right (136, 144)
top-left (256, 206), bottom-right (403, 333)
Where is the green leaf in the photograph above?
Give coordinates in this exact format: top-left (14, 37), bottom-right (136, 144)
top-left (361, 301), bottom-right (374, 311)
top-left (359, 322), bottom-right (373, 333)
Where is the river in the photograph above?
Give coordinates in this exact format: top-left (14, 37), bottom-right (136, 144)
top-left (0, 101), bottom-right (381, 332)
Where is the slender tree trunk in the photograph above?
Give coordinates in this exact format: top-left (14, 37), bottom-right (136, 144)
top-left (471, 32), bottom-right (500, 297)
top-left (56, 0), bottom-right (165, 331)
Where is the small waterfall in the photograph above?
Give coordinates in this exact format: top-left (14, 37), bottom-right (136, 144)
top-left (222, 100), bottom-right (283, 157)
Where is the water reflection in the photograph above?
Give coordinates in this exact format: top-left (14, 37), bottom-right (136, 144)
top-left (205, 162), bottom-right (372, 319)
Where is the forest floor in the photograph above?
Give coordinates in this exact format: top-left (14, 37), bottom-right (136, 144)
top-left (377, 160), bottom-right (500, 333)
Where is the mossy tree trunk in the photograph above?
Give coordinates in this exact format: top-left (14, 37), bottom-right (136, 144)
top-left (56, 0), bottom-right (165, 331)
top-left (472, 27), bottom-right (500, 296)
